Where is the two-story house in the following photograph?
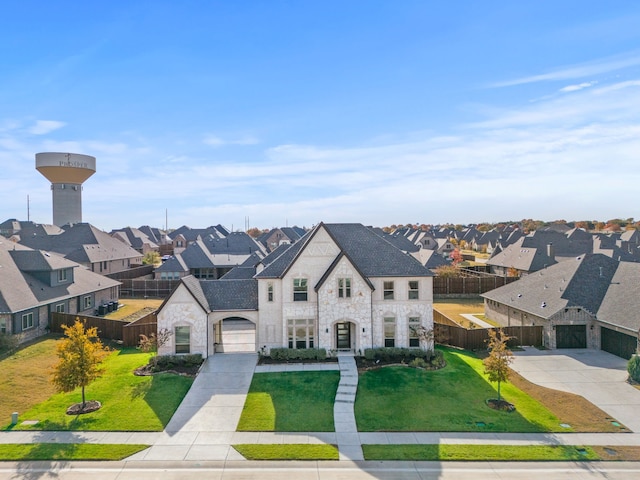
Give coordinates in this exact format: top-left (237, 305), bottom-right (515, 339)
top-left (157, 223), bottom-right (434, 358)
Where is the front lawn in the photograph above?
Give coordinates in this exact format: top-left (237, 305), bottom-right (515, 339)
top-left (0, 444), bottom-right (148, 461)
top-left (6, 348), bottom-right (192, 431)
top-left (363, 444), bottom-right (599, 461)
top-left (233, 444), bottom-right (339, 460)
top-left (237, 371), bottom-right (339, 432)
top-left (355, 347), bottom-right (562, 432)
top-left (0, 336), bottom-right (60, 423)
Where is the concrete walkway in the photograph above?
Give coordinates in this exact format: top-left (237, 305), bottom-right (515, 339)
top-left (512, 347), bottom-right (640, 433)
top-left (334, 354), bottom-right (363, 461)
top-left (128, 352), bottom-right (258, 461)
top-left (460, 313), bottom-right (494, 328)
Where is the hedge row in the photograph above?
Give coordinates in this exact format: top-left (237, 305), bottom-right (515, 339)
top-left (269, 347), bottom-right (327, 361)
top-left (155, 353), bottom-right (203, 369)
top-left (364, 347), bottom-right (432, 362)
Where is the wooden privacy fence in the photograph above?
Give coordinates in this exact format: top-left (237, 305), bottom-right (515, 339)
top-left (50, 312), bottom-right (157, 347)
top-left (105, 265), bottom-right (154, 280)
top-left (118, 279), bottom-right (180, 298)
top-left (434, 322), bottom-right (543, 350)
top-left (433, 276), bottom-right (518, 296)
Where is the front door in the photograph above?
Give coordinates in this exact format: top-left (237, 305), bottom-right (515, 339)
top-left (336, 322), bottom-right (351, 349)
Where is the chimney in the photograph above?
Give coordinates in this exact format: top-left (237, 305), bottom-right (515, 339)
top-left (547, 243), bottom-right (555, 261)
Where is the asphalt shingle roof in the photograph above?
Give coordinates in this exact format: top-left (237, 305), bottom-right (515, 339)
top-left (255, 223), bottom-right (432, 279)
top-left (482, 254), bottom-right (639, 329)
top-left (200, 279), bottom-right (258, 310)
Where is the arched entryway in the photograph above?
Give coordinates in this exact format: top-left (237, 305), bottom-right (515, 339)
top-left (215, 317), bottom-right (256, 353)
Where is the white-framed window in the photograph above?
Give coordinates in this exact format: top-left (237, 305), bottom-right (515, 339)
top-left (287, 319), bottom-right (315, 349)
top-left (22, 312), bottom-right (34, 330)
top-left (83, 295), bottom-right (92, 310)
top-left (175, 326), bottom-right (190, 354)
top-left (383, 281), bottom-right (394, 300)
top-left (57, 269), bottom-right (68, 283)
top-left (268, 283), bottom-right (274, 302)
top-left (408, 281), bottom-right (419, 300)
top-left (409, 317), bottom-right (421, 347)
top-left (0, 318), bottom-right (7, 334)
top-left (338, 278), bottom-right (351, 298)
top-left (384, 317), bottom-right (395, 347)
top-left (293, 278), bottom-right (308, 302)
top-left (55, 303), bottom-right (65, 313)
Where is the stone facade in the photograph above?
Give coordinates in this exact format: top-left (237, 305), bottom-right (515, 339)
top-left (157, 284), bottom-right (209, 357)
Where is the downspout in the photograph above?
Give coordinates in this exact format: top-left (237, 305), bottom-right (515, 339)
top-left (370, 285), bottom-right (374, 349)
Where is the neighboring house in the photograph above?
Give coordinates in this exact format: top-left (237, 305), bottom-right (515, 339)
top-left (168, 224), bottom-right (230, 254)
top-left (157, 223), bottom-right (434, 358)
top-left (487, 237), bottom-right (558, 276)
top-left (482, 253), bottom-right (640, 359)
top-left (0, 240), bottom-right (121, 343)
top-left (258, 227), bottom-right (307, 252)
top-left (154, 232), bottom-right (265, 280)
top-left (17, 223), bottom-right (143, 275)
top-left (110, 227), bottom-right (159, 255)
top-left (435, 238), bottom-right (455, 256)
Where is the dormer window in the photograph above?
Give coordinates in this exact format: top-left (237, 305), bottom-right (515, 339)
top-left (57, 269), bottom-right (68, 283)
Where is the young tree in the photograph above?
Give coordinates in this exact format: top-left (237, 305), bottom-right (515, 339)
top-left (450, 248), bottom-right (463, 265)
top-left (142, 251), bottom-right (161, 265)
top-left (482, 328), bottom-right (514, 402)
top-left (138, 328), bottom-right (173, 368)
top-left (51, 320), bottom-right (109, 410)
top-left (409, 325), bottom-right (435, 361)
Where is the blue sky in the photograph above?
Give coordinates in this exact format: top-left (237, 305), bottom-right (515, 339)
top-left (1, 1), bottom-right (640, 232)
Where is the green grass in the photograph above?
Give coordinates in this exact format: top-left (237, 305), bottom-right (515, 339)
top-left (0, 444), bottom-right (149, 461)
top-left (0, 337), bottom-right (60, 422)
top-left (355, 347), bottom-right (562, 432)
top-left (6, 348), bottom-right (193, 431)
top-left (363, 444), bottom-right (599, 461)
top-left (233, 444), bottom-right (339, 460)
top-left (237, 371), bottom-right (340, 432)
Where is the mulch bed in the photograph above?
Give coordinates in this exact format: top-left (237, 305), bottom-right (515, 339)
top-left (66, 400), bottom-right (101, 415)
top-left (134, 363), bottom-right (200, 377)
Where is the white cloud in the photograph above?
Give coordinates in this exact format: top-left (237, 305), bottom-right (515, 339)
top-left (203, 134), bottom-right (259, 147)
top-left (491, 52), bottom-right (640, 88)
top-left (560, 81), bottom-right (597, 92)
top-left (27, 120), bottom-right (66, 135)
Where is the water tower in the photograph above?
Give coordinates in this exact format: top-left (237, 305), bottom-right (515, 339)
top-left (35, 152), bottom-right (96, 226)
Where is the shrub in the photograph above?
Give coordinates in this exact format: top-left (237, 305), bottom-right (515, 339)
top-left (409, 358), bottom-right (427, 368)
top-left (0, 333), bottom-right (20, 356)
top-left (155, 354), bottom-right (203, 371)
top-left (363, 347), bottom-right (428, 363)
top-left (628, 354), bottom-right (640, 383)
top-left (268, 348), bottom-right (327, 361)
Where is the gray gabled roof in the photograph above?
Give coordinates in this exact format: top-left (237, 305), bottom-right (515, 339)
top-left (0, 240), bottom-right (120, 314)
top-left (19, 223), bottom-right (141, 264)
top-left (199, 279), bottom-right (258, 310)
top-left (255, 223), bottom-right (432, 279)
top-left (220, 267), bottom-right (257, 280)
top-left (487, 237), bottom-right (556, 272)
top-left (482, 254), bottom-right (623, 321)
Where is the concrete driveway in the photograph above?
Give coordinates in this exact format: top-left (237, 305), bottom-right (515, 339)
top-left (512, 348), bottom-right (640, 432)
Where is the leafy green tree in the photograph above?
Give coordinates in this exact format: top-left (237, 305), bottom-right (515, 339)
top-left (483, 328), bottom-right (514, 402)
top-left (51, 320), bottom-right (109, 409)
top-left (142, 251), bottom-right (161, 265)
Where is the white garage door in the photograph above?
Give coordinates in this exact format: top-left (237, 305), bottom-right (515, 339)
top-left (220, 319), bottom-right (256, 353)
